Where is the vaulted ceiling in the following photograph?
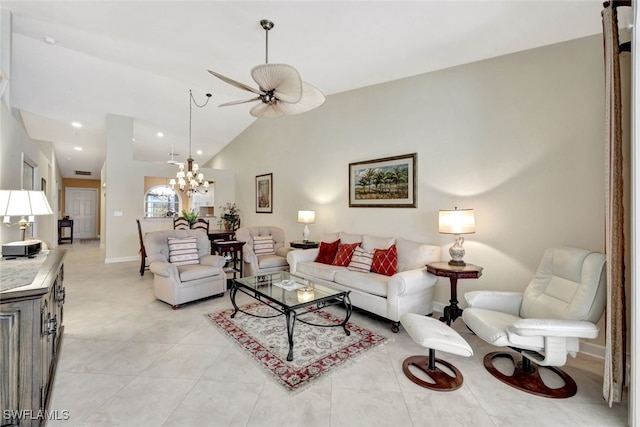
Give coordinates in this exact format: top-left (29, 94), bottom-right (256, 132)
top-left (2, 1), bottom-right (615, 179)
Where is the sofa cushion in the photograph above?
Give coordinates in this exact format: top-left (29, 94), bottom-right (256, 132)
top-left (332, 242), bottom-right (360, 266)
top-left (315, 239), bottom-right (340, 264)
top-left (361, 235), bottom-right (396, 252)
top-left (258, 253), bottom-right (289, 269)
top-left (253, 235), bottom-right (275, 255)
top-left (339, 232), bottom-right (363, 244)
top-left (371, 244), bottom-right (398, 276)
top-left (298, 261), bottom-right (345, 281)
top-left (348, 247), bottom-right (374, 272)
top-left (321, 233), bottom-right (340, 243)
top-left (396, 238), bottom-right (437, 272)
top-left (168, 237), bottom-right (199, 266)
top-left (334, 270), bottom-right (389, 297)
top-left (178, 264), bottom-right (221, 282)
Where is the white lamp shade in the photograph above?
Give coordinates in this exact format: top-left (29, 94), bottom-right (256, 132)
top-left (0, 190), bottom-right (53, 217)
top-left (439, 208), bottom-right (475, 234)
top-left (297, 210), bottom-right (316, 224)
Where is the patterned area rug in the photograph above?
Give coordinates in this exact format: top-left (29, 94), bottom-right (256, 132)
top-left (207, 302), bottom-right (388, 392)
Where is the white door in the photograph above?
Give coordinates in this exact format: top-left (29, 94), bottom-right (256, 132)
top-left (65, 188), bottom-right (97, 239)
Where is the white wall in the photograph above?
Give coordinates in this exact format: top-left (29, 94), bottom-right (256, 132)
top-left (209, 35), bottom-right (607, 311)
top-left (103, 114), bottom-right (236, 263)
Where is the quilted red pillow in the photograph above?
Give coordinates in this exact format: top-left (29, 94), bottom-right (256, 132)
top-left (315, 239), bottom-right (340, 264)
top-left (332, 242), bottom-right (360, 267)
top-left (371, 244), bottom-right (398, 276)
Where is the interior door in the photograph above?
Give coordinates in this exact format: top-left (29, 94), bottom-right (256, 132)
top-left (65, 188), bottom-right (97, 239)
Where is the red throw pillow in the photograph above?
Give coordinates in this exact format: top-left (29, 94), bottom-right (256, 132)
top-left (315, 239), bottom-right (340, 264)
top-left (371, 244), bottom-right (398, 276)
top-left (332, 242), bottom-right (360, 267)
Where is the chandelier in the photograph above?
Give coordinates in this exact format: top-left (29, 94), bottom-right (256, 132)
top-left (170, 90), bottom-right (211, 197)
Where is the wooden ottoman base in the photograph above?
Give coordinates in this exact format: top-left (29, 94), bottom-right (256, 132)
top-left (402, 350), bottom-right (464, 391)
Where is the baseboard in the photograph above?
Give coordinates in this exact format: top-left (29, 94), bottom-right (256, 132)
top-left (104, 255), bottom-right (138, 264)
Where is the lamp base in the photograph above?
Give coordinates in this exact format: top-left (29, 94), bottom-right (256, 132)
top-left (448, 259), bottom-right (466, 267)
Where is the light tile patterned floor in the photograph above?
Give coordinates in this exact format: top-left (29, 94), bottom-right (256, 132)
top-left (47, 242), bottom-right (630, 426)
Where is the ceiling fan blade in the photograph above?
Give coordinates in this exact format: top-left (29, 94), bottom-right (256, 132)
top-left (208, 70), bottom-right (262, 95)
top-left (250, 102), bottom-right (284, 119)
top-left (251, 64), bottom-right (302, 104)
top-left (277, 82), bottom-right (326, 115)
top-left (219, 97), bottom-right (260, 107)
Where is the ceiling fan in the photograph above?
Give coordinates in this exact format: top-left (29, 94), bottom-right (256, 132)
top-left (208, 19), bottom-right (326, 119)
top-left (166, 145), bottom-right (180, 165)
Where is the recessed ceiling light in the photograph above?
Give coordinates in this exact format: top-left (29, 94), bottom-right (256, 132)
top-left (71, 121), bottom-right (82, 128)
top-left (157, 132), bottom-right (164, 138)
top-left (74, 147), bottom-right (82, 151)
top-left (196, 150), bottom-right (203, 155)
top-left (44, 36), bottom-right (56, 45)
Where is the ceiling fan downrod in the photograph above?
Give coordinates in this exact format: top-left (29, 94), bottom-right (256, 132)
top-left (261, 19), bottom-right (274, 64)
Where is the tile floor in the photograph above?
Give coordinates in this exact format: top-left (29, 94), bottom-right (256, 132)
top-left (46, 241), bottom-right (630, 426)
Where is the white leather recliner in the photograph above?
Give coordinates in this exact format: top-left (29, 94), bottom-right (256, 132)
top-left (144, 229), bottom-right (227, 309)
top-left (462, 246), bottom-right (606, 398)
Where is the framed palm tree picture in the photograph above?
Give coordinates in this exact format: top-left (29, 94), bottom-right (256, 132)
top-left (349, 153), bottom-right (416, 208)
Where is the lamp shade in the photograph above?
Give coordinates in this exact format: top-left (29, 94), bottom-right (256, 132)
top-left (0, 190), bottom-right (53, 217)
top-left (297, 210), bottom-right (316, 224)
top-left (439, 208), bottom-right (475, 235)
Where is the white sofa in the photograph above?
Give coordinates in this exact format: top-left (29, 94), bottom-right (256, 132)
top-left (287, 232), bottom-right (441, 332)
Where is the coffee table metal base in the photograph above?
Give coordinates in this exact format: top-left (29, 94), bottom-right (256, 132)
top-left (230, 285), bottom-right (352, 361)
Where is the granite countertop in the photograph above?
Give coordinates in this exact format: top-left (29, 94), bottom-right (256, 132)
top-left (0, 250), bottom-right (50, 292)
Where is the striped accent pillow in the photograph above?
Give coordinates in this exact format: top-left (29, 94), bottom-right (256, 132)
top-left (168, 237), bottom-right (199, 266)
top-left (253, 235), bottom-right (275, 255)
top-left (348, 246), bottom-right (374, 272)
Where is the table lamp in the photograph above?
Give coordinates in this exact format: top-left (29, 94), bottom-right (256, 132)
top-left (297, 210), bottom-right (315, 242)
top-left (1, 190), bottom-right (54, 240)
top-left (438, 207), bottom-right (475, 266)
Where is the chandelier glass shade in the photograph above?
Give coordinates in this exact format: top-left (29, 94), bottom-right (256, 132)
top-left (170, 90), bottom-right (211, 197)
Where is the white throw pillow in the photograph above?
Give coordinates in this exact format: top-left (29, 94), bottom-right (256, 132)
top-left (396, 238), bottom-right (437, 272)
top-left (339, 232), bottom-right (362, 245)
top-left (361, 235), bottom-right (396, 252)
top-left (253, 235), bottom-right (275, 255)
top-left (347, 247), bottom-right (374, 272)
top-left (168, 237), bottom-right (199, 266)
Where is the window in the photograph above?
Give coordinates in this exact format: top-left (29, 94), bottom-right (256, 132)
top-left (144, 185), bottom-right (180, 218)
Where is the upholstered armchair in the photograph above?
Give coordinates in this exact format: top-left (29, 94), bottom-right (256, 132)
top-left (144, 229), bottom-right (227, 309)
top-left (235, 226), bottom-right (290, 277)
top-left (462, 246), bottom-right (606, 398)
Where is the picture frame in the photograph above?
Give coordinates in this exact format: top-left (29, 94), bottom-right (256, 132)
top-left (349, 153), bottom-right (417, 208)
top-left (41, 177), bottom-right (47, 195)
top-left (256, 173), bottom-right (273, 213)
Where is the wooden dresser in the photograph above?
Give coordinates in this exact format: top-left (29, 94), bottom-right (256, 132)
top-left (1, 250), bottom-right (67, 426)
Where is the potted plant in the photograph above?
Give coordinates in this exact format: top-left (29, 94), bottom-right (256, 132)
top-left (181, 209), bottom-right (198, 224)
top-left (218, 203), bottom-right (240, 230)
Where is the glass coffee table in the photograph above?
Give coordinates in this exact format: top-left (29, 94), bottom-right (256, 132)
top-left (231, 271), bottom-right (352, 361)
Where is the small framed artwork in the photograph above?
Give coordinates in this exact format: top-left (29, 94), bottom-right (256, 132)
top-left (41, 177), bottom-right (47, 195)
top-left (256, 173), bottom-right (273, 213)
top-left (349, 153), bottom-right (417, 208)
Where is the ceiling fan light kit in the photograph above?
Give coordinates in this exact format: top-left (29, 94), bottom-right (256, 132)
top-left (208, 19), bottom-right (326, 119)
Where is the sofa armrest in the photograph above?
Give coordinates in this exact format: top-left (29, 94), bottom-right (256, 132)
top-left (287, 248), bottom-right (319, 273)
top-left (149, 261), bottom-right (179, 282)
top-left (200, 255), bottom-right (227, 268)
top-left (388, 268), bottom-right (437, 296)
top-left (276, 246), bottom-right (292, 257)
top-left (509, 318), bottom-right (600, 339)
top-left (464, 291), bottom-right (523, 316)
